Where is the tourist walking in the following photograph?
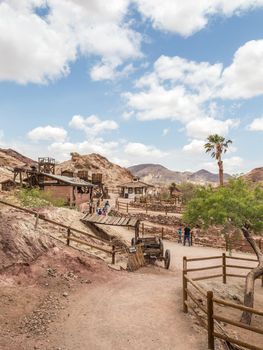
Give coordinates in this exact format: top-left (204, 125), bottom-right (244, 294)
top-left (177, 227), bottom-right (183, 244)
top-left (184, 226), bottom-right (191, 246)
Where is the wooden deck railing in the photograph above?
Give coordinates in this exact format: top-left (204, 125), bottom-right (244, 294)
top-left (183, 254), bottom-right (263, 350)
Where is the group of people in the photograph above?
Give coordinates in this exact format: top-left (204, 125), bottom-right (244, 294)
top-left (177, 226), bottom-right (192, 246)
top-left (96, 200), bottom-right (110, 216)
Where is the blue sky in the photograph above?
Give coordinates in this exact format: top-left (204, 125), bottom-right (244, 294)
top-left (0, 1), bottom-right (263, 174)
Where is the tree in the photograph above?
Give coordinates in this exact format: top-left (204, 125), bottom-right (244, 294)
top-left (204, 134), bottom-right (232, 186)
top-left (168, 182), bottom-right (177, 198)
top-left (183, 179), bottom-right (263, 324)
top-left (178, 182), bottom-right (199, 204)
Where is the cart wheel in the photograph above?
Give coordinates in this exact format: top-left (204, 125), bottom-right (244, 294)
top-left (131, 237), bottom-right (135, 246)
top-left (164, 249), bottom-right (171, 269)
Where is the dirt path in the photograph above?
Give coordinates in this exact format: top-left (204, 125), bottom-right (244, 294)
top-left (48, 268), bottom-right (206, 350)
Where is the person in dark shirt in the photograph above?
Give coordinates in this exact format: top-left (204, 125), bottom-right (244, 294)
top-left (184, 226), bottom-right (191, 246)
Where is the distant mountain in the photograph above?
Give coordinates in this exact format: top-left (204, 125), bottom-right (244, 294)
top-left (128, 163), bottom-right (232, 185)
top-left (242, 167), bottom-right (263, 183)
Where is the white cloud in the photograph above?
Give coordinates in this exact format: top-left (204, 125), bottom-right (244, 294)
top-left (203, 156), bottom-right (244, 174)
top-left (248, 117), bottom-right (263, 131)
top-left (27, 126), bottom-right (67, 142)
top-left (90, 61), bottom-right (135, 81)
top-left (69, 115), bottom-right (118, 136)
top-left (183, 139), bottom-right (205, 154)
top-left (124, 142), bottom-right (168, 158)
top-left (185, 117), bottom-right (239, 139)
top-left (162, 128), bottom-right (170, 136)
top-left (134, 0), bottom-right (263, 36)
top-left (221, 40), bottom-right (263, 99)
top-left (49, 139), bottom-right (119, 160)
top-left (0, 0), bottom-right (141, 84)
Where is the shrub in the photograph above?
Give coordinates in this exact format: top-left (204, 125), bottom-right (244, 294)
top-left (17, 188), bottom-right (65, 208)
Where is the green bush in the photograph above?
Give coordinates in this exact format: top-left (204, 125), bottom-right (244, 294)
top-left (17, 188), bottom-right (65, 208)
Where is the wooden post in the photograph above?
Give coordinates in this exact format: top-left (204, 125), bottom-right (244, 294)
top-left (112, 245), bottom-right (116, 265)
top-left (145, 203), bottom-right (148, 214)
top-left (161, 227), bottom-right (164, 240)
top-left (142, 223), bottom-right (144, 237)
top-left (126, 203), bottom-right (128, 213)
top-left (207, 291), bottom-right (215, 350)
top-left (222, 253), bottom-right (226, 284)
top-left (34, 213), bottom-right (39, 230)
top-left (165, 206), bottom-right (167, 216)
top-left (183, 256), bottom-right (188, 313)
top-left (67, 228), bottom-right (71, 246)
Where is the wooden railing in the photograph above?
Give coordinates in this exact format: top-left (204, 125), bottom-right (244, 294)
top-left (183, 254), bottom-right (263, 350)
top-left (0, 199), bottom-right (118, 264)
top-left (115, 199), bottom-right (183, 215)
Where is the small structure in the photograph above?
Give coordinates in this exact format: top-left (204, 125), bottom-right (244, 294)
top-left (170, 185), bottom-right (182, 204)
top-left (38, 173), bottom-right (94, 207)
top-left (38, 157), bottom-right (55, 174)
top-left (117, 178), bottom-right (154, 200)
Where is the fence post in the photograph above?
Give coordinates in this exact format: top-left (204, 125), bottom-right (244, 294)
top-left (126, 203), bottom-right (129, 213)
top-left (165, 207), bottom-right (167, 216)
top-left (222, 253), bottom-right (226, 284)
top-left (112, 245), bottom-right (116, 265)
top-left (142, 223), bottom-right (144, 237)
top-left (67, 228), bottom-right (71, 246)
top-left (207, 291), bottom-right (215, 350)
top-left (183, 256), bottom-right (188, 313)
top-left (145, 203), bottom-right (148, 214)
top-left (34, 213), bottom-right (39, 230)
top-left (161, 227), bottom-right (164, 240)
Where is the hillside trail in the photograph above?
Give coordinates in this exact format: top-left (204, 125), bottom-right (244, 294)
top-left (48, 267), bottom-right (207, 350)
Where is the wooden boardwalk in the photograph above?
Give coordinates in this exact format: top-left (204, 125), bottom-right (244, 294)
top-left (82, 214), bottom-right (139, 227)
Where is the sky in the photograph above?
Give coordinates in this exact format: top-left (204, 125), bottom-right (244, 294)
top-left (0, 1), bottom-right (263, 174)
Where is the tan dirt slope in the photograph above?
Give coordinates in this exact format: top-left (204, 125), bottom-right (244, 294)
top-left (243, 167), bottom-right (263, 183)
top-left (56, 152), bottom-right (133, 187)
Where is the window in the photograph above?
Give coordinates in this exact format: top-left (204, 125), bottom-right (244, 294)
top-left (128, 187), bottom-right (133, 194)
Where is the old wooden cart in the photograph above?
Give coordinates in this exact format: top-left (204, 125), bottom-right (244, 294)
top-left (131, 235), bottom-right (171, 269)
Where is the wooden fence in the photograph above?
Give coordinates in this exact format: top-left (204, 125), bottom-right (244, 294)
top-left (0, 199), bottom-right (118, 264)
top-left (183, 254), bottom-right (263, 350)
top-left (116, 199), bottom-right (183, 215)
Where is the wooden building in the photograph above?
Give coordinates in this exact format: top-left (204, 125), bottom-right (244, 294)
top-left (38, 173), bottom-right (94, 207)
top-left (118, 178), bottom-right (154, 200)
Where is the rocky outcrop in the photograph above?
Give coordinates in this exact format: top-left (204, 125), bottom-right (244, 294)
top-left (56, 152), bottom-right (133, 187)
top-left (243, 167), bottom-right (263, 183)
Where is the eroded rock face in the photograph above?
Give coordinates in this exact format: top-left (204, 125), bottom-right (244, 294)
top-left (0, 210), bottom-right (55, 270)
top-left (56, 153), bottom-right (133, 187)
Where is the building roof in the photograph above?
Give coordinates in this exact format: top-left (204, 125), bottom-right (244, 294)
top-left (42, 173), bottom-right (94, 187)
top-left (117, 180), bottom-right (154, 188)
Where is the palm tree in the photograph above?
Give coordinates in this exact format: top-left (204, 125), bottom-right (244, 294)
top-left (204, 134), bottom-right (232, 186)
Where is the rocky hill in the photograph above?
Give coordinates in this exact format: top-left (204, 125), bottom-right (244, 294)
top-left (128, 164), bottom-right (231, 185)
top-left (56, 152), bottom-right (133, 187)
top-left (0, 148), bottom-right (35, 167)
top-left (0, 148), bottom-right (36, 182)
top-left (242, 167), bottom-right (263, 183)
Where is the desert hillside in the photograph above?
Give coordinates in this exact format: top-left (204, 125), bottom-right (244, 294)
top-left (0, 148), bottom-right (35, 182)
top-left (56, 152), bottom-right (133, 187)
top-left (243, 167), bottom-right (263, 183)
top-left (128, 163), bottom-right (232, 185)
